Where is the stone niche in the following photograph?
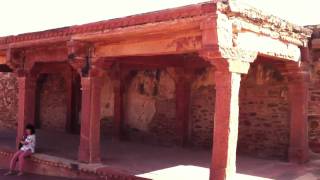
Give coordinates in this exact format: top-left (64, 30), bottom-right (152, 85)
top-left (125, 69), bottom-right (177, 145)
top-left (0, 73), bottom-right (18, 129)
top-left (38, 74), bottom-right (67, 131)
top-left (238, 62), bottom-right (290, 159)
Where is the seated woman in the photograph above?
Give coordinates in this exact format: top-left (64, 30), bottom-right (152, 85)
top-left (4, 124), bottom-right (36, 176)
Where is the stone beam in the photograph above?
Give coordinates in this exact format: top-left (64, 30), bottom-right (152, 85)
top-left (99, 54), bottom-right (206, 69)
top-left (95, 35), bottom-right (201, 58)
top-left (234, 32), bottom-right (301, 61)
top-left (72, 16), bottom-right (203, 43)
top-left (0, 37), bottom-right (69, 50)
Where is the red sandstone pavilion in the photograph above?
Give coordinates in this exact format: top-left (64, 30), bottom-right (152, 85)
top-left (0, 0), bottom-right (318, 180)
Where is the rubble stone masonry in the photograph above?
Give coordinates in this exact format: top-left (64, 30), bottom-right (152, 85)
top-left (238, 63), bottom-right (289, 159)
top-left (1, 61), bottom-right (320, 159)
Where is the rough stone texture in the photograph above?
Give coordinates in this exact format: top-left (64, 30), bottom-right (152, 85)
top-left (308, 62), bottom-right (320, 150)
top-left (190, 68), bottom-right (215, 147)
top-left (238, 63), bottom-right (290, 159)
top-left (39, 74), bottom-right (67, 131)
top-left (0, 73), bottom-right (18, 129)
top-left (125, 69), bottom-right (177, 145)
top-left (100, 75), bottom-right (115, 137)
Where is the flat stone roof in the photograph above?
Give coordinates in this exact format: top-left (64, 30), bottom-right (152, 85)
top-left (0, 1), bottom-right (312, 46)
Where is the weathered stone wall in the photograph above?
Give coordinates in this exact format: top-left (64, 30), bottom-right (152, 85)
top-left (238, 63), bottom-right (290, 159)
top-left (125, 69), bottom-right (178, 145)
top-left (100, 75), bottom-right (115, 136)
top-left (39, 74), bottom-right (67, 131)
top-left (2, 57), bottom-right (320, 158)
top-left (190, 68), bottom-right (215, 147)
top-left (0, 73), bottom-right (18, 129)
top-left (308, 61), bottom-right (320, 151)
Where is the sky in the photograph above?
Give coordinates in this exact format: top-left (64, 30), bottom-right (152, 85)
top-left (0, 0), bottom-right (318, 36)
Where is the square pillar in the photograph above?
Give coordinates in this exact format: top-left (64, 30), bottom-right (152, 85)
top-left (64, 73), bottom-right (73, 133)
top-left (175, 72), bottom-right (192, 146)
top-left (287, 69), bottom-right (310, 163)
top-left (113, 79), bottom-right (125, 140)
top-left (16, 74), bottom-right (36, 149)
top-left (78, 76), bottom-right (103, 163)
top-left (210, 65), bottom-right (242, 180)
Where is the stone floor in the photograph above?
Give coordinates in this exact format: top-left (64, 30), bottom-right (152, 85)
top-left (1, 128), bottom-right (320, 180)
top-left (0, 169), bottom-right (74, 180)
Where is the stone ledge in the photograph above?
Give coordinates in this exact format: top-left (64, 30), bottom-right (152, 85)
top-left (0, 150), bottom-right (150, 180)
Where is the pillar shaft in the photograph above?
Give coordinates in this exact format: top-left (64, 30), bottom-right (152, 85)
top-left (78, 76), bottom-right (102, 163)
top-left (113, 79), bottom-right (125, 139)
top-left (16, 75), bottom-right (36, 148)
top-left (175, 77), bottom-right (191, 146)
top-left (210, 69), bottom-right (241, 180)
top-left (288, 71), bottom-right (309, 163)
top-left (65, 73), bottom-right (73, 133)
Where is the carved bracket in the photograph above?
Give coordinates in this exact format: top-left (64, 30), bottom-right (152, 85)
top-left (200, 46), bottom-right (256, 74)
top-left (67, 40), bottom-right (95, 77)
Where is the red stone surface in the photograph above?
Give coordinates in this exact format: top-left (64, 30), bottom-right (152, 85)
top-left (78, 77), bottom-right (103, 163)
top-left (0, 3), bottom-right (214, 45)
top-left (211, 62), bottom-right (241, 180)
top-left (38, 74), bottom-right (67, 130)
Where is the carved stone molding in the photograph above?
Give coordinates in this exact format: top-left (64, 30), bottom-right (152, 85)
top-left (200, 46), bottom-right (256, 74)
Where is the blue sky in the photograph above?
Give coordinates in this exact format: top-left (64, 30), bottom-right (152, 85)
top-left (0, 0), bottom-right (317, 36)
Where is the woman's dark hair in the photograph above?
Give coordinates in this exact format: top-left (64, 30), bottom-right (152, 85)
top-left (25, 124), bottom-right (36, 135)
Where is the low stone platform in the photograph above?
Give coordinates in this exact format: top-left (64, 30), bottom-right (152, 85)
top-left (0, 150), bottom-right (150, 180)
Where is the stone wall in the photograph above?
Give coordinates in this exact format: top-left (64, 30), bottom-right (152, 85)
top-left (238, 63), bottom-right (290, 159)
top-left (0, 73), bottom-right (18, 129)
top-left (100, 75), bottom-right (115, 136)
top-left (124, 69), bottom-right (178, 145)
top-left (38, 74), bottom-right (67, 131)
top-left (190, 68), bottom-right (215, 147)
top-left (2, 58), bottom-right (320, 159)
top-left (308, 61), bottom-right (320, 150)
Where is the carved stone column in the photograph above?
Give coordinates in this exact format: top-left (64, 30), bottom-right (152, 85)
top-left (16, 71), bottom-right (37, 148)
top-left (78, 75), bottom-right (103, 163)
top-left (201, 47), bottom-right (256, 180)
top-left (210, 60), bottom-right (243, 180)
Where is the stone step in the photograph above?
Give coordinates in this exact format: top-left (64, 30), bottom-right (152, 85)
top-left (0, 150), bottom-right (150, 180)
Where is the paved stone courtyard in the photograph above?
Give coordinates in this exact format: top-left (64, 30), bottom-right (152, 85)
top-left (0, 128), bottom-right (320, 180)
top-left (0, 169), bottom-right (73, 180)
